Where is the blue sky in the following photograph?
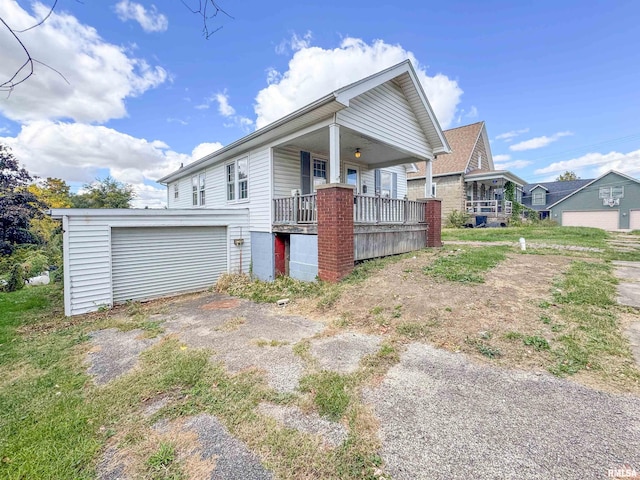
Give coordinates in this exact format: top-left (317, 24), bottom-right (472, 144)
top-left (1, 0), bottom-right (639, 206)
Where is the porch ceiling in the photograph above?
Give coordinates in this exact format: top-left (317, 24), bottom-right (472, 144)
top-left (277, 126), bottom-right (414, 167)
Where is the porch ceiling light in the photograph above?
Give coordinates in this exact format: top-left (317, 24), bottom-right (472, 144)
top-left (355, 148), bottom-right (361, 159)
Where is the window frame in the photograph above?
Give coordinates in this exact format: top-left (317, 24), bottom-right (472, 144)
top-left (532, 190), bottom-right (546, 205)
top-left (226, 156), bottom-right (249, 203)
top-left (599, 186), bottom-right (624, 199)
top-left (431, 182), bottom-right (437, 197)
top-left (380, 170), bottom-right (393, 198)
top-left (199, 173), bottom-right (206, 206)
top-left (192, 176), bottom-right (198, 206)
top-left (313, 158), bottom-right (327, 190)
top-left (173, 183), bottom-right (179, 200)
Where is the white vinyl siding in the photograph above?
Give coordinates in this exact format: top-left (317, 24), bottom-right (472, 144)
top-left (65, 220), bottom-right (112, 315)
top-left (336, 81), bottom-right (431, 159)
top-left (562, 210), bottom-right (619, 230)
top-left (273, 148), bottom-right (301, 198)
top-left (248, 148), bottom-right (271, 232)
top-left (53, 209), bottom-right (250, 316)
top-left (111, 226), bottom-right (227, 303)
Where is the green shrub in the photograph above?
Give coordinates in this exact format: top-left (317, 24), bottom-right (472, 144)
top-left (22, 250), bottom-right (49, 278)
top-left (5, 263), bottom-right (25, 292)
top-left (446, 209), bottom-right (470, 228)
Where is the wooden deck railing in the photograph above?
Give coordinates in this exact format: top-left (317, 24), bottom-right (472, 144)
top-left (273, 194), bottom-right (317, 224)
top-left (465, 200), bottom-right (512, 216)
top-left (273, 194), bottom-right (426, 225)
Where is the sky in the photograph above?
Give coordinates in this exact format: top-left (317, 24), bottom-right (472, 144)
top-left (0, 0), bottom-right (639, 207)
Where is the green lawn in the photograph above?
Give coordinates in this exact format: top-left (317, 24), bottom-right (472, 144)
top-left (442, 226), bottom-right (609, 249)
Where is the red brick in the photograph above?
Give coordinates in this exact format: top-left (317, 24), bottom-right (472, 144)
top-left (425, 199), bottom-right (443, 247)
top-left (317, 185), bottom-right (354, 282)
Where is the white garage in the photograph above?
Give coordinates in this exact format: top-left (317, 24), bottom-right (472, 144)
top-left (50, 209), bottom-right (250, 316)
top-left (111, 226), bottom-right (228, 303)
top-left (562, 210), bottom-right (619, 230)
top-left (630, 210), bottom-right (640, 230)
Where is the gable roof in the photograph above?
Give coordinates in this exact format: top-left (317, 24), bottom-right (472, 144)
top-left (529, 184), bottom-right (549, 192)
top-left (407, 121), bottom-right (491, 178)
top-left (522, 179), bottom-right (592, 210)
top-left (158, 60), bottom-right (450, 184)
top-left (546, 170), bottom-right (640, 209)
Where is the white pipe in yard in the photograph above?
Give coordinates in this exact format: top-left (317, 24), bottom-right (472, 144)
top-left (519, 237), bottom-right (526, 251)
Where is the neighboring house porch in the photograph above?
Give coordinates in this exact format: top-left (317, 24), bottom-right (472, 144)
top-left (464, 170), bottom-right (524, 226)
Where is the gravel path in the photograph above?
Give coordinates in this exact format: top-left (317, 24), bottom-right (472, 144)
top-left (364, 343), bottom-right (640, 480)
top-left (87, 328), bottom-right (160, 385)
top-left (310, 332), bottom-right (381, 373)
top-left (258, 402), bottom-right (347, 447)
top-left (183, 414), bottom-right (273, 480)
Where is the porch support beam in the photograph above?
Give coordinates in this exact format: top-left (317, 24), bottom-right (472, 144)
top-left (329, 123), bottom-right (341, 184)
top-left (425, 159), bottom-right (433, 198)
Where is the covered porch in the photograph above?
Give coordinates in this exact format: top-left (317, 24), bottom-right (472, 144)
top-left (464, 170), bottom-right (526, 226)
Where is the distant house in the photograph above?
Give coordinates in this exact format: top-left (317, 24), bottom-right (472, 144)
top-left (522, 179), bottom-right (592, 219)
top-left (407, 121), bottom-right (526, 227)
top-left (545, 170), bottom-right (640, 230)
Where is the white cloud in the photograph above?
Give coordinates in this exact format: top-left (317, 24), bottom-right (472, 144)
top-left (0, 121), bottom-right (221, 207)
top-left (534, 149), bottom-right (640, 179)
top-left (214, 91), bottom-right (253, 130)
top-left (494, 159), bottom-right (532, 170)
top-left (191, 142), bottom-right (223, 160)
top-left (510, 131), bottom-right (573, 152)
top-left (493, 154), bottom-right (511, 162)
top-left (275, 31), bottom-right (313, 55)
top-left (114, 0), bottom-right (168, 33)
top-left (215, 91), bottom-right (236, 116)
top-left (465, 106), bottom-right (478, 118)
top-left (0, 1), bottom-right (168, 123)
top-left (495, 128), bottom-right (529, 142)
top-left (254, 36), bottom-right (463, 129)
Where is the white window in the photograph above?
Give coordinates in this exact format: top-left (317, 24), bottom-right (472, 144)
top-left (478, 154), bottom-right (482, 170)
top-left (173, 183), bottom-right (179, 200)
top-left (431, 182), bottom-right (437, 197)
top-left (313, 159), bottom-right (327, 188)
top-left (227, 157), bottom-right (249, 201)
top-left (532, 190), bottom-right (546, 205)
top-left (599, 185), bottom-right (624, 199)
top-left (380, 171), bottom-right (393, 198)
top-left (199, 173), bottom-right (206, 205)
top-left (192, 176), bottom-right (198, 206)
top-left (192, 174), bottom-right (206, 206)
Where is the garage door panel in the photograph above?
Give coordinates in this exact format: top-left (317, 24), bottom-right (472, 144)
top-left (111, 226), bottom-right (227, 303)
top-left (630, 210), bottom-right (640, 230)
top-left (562, 210), bottom-right (619, 230)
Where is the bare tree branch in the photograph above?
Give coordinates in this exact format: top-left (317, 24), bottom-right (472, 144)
top-left (1, 0), bottom-right (232, 92)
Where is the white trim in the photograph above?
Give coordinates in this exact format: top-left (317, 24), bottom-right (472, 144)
top-left (344, 163), bottom-right (361, 193)
top-left (62, 215), bottom-right (71, 317)
top-left (50, 208), bottom-right (247, 218)
top-left (329, 123), bottom-right (341, 183)
top-left (529, 184), bottom-right (549, 192)
top-left (107, 226), bottom-right (114, 309)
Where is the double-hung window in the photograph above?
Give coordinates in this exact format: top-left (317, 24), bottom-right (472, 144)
top-left (532, 190), bottom-right (546, 205)
top-left (599, 186), bottom-right (624, 199)
top-left (313, 159), bottom-right (327, 189)
top-left (192, 174), bottom-right (206, 206)
top-left (380, 171), bottom-right (393, 198)
top-left (227, 157), bottom-right (249, 201)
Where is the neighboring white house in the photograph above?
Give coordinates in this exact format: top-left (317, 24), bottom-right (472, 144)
top-left (53, 60), bottom-right (450, 316)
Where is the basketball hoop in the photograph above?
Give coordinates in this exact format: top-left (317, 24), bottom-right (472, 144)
top-left (603, 197), bottom-right (619, 207)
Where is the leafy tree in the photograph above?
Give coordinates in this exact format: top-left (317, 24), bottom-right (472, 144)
top-left (0, 145), bottom-right (43, 255)
top-left (28, 178), bottom-right (72, 208)
top-left (556, 170), bottom-right (579, 181)
top-left (28, 178), bottom-right (72, 245)
top-left (71, 176), bottom-right (135, 209)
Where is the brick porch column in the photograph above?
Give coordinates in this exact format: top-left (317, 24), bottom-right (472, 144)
top-left (424, 199), bottom-right (443, 247)
top-left (316, 184), bottom-right (355, 282)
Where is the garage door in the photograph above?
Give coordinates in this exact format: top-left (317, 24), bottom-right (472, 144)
top-left (562, 210), bottom-right (619, 230)
top-left (111, 226), bottom-right (227, 303)
top-left (630, 210), bottom-right (640, 230)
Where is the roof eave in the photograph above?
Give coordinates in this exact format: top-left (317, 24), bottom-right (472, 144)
top-left (157, 93), bottom-right (339, 184)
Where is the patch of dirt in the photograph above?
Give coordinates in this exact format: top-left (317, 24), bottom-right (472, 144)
top-left (295, 251), bottom-right (574, 374)
top-left (201, 298), bottom-right (241, 310)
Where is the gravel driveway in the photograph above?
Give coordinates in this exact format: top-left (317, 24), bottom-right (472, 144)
top-left (364, 343), bottom-right (640, 480)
